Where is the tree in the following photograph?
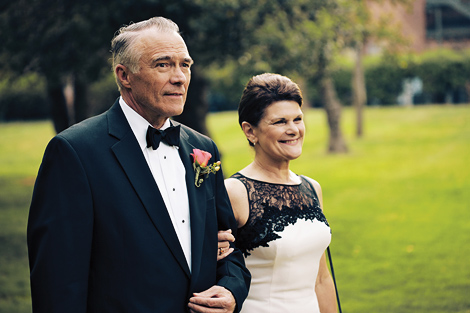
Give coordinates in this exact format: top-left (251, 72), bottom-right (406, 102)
top-left (0, 0), bottom-right (411, 149)
top-left (352, 40), bottom-right (367, 137)
top-left (2, 0), bottom-right (110, 131)
top-left (209, 0), bottom-right (350, 153)
top-left (342, 0), bottom-right (412, 138)
top-left (0, 0), bottom-right (121, 132)
top-left (0, 0), bottom-right (213, 134)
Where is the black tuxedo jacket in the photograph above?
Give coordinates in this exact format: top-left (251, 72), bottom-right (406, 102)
top-left (27, 100), bottom-right (250, 313)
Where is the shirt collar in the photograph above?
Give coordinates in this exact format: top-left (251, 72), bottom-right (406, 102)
top-left (119, 97), bottom-right (171, 151)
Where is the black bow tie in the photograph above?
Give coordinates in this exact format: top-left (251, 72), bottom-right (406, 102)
top-left (146, 125), bottom-right (180, 149)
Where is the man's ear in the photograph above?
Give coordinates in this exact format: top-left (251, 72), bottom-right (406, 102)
top-left (115, 64), bottom-right (131, 89)
top-left (241, 121), bottom-right (257, 145)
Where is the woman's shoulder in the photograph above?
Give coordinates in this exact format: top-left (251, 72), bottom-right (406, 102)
top-left (300, 175), bottom-right (324, 209)
top-left (224, 175), bottom-right (247, 194)
top-left (300, 175), bottom-right (322, 191)
top-left (226, 166), bottom-right (253, 185)
top-left (225, 175), bottom-right (250, 227)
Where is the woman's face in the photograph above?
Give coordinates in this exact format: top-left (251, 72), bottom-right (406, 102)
top-left (251, 100), bottom-right (305, 162)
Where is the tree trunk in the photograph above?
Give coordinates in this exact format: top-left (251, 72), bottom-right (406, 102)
top-left (173, 66), bottom-right (210, 136)
top-left (352, 41), bottom-right (367, 138)
top-left (47, 77), bottom-right (70, 134)
top-left (73, 73), bottom-right (90, 124)
top-left (321, 76), bottom-right (348, 153)
top-left (465, 82), bottom-right (470, 102)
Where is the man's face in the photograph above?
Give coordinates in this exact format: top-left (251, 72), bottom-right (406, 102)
top-left (125, 29), bottom-right (193, 126)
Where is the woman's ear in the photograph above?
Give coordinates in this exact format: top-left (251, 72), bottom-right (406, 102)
top-left (115, 64), bottom-right (131, 89)
top-left (242, 121), bottom-right (257, 146)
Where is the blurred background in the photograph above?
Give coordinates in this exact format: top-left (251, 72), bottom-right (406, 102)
top-left (0, 0), bottom-right (469, 312)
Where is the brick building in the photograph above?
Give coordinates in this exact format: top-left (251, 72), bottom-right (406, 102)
top-left (368, 0), bottom-right (470, 52)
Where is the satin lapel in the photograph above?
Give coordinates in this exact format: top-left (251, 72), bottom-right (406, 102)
top-left (108, 103), bottom-right (190, 277)
top-left (178, 128), bottom-right (207, 282)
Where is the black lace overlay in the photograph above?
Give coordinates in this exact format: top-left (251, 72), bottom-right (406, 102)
top-left (231, 172), bottom-right (330, 257)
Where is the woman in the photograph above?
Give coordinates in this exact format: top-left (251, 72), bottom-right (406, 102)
top-left (224, 73), bottom-right (338, 313)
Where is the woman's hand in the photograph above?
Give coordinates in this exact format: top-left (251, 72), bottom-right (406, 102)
top-left (217, 229), bottom-right (235, 261)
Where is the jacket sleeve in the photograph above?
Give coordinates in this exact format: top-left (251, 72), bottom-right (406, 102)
top-left (211, 142), bottom-right (251, 312)
top-left (27, 136), bottom-right (93, 313)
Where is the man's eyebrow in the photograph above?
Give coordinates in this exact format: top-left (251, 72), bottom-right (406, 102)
top-left (153, 56), bottom-right (194, 64)
top-left (154, 56), bottom-right (171, 62)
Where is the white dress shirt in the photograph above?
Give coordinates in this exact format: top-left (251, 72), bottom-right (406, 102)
top-left (119, 97), bottom-right (192, 271)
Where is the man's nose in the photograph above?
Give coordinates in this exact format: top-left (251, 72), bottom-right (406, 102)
top-left (170, 66), bottom-right (188, 85)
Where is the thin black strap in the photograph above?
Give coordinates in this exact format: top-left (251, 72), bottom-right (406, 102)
top-left (327, 246), bottom-right (342, 313)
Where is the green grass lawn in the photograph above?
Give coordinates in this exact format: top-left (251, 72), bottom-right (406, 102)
top-left (1, 105), bottom-right (469, 312)
top-left (0, 121), bottom-right (56, 313)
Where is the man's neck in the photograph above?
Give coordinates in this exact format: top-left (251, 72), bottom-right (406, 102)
top-left (120, 94), bottom-right (168, 129)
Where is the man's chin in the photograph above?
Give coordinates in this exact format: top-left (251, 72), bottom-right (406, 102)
top-left (172, 106), bottom-right (185, 117)
top-left (162, 100), bottom-right (185, 116)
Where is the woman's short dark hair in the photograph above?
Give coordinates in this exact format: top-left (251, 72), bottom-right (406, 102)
top-left (238, 73), bottom-right (303, 145)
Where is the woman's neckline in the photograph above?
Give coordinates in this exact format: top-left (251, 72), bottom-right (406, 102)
top-left (235, 172), bottom-right (302, 186)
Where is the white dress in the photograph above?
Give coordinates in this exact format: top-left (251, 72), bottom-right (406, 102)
top-left (232, 173), bottom-right (331, 313)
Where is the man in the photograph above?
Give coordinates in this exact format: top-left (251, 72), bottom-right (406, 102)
top-left (27, 17), bottom-right (250, 313)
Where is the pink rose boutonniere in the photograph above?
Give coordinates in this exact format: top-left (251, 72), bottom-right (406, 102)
top-left (190, 148), bottom-right (221, 187)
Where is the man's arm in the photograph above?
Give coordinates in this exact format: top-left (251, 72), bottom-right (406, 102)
top-left (188, 285), bottom-right (236, 313)
top-left (27, 136), bottom-right (93, 313)
top-left (188, 141), bottom-right (250, 313)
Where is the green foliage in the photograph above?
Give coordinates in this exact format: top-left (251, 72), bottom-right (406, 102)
top-left (3, 46), bottom-right (470, 119)
top-left (321, 49), bottom-right (470, 106)
top-left (0, 0), bottom-right (115, 80)
top-left (328, 53), bottom-right (409, 106)
top-left (364, 56), bottom-right (411, 105)
top-left (330, 67), bottom-right (353, 106)
top-left (0, 0), bottom-right (443, 124)
top-left (240, 0), bottom-right (343, 78)
top-left (88, 73), bottom-right (120, 115)
top-left (0, 72), bottom-right (120, 122)
top-left (411, 49), bottom-right (470, 102)
top-left (0, 74), bottom-right (49, 121)
top-left (206, 60), bottom-right (250, 112)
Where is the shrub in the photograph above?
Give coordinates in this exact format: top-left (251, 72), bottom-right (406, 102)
top-left (329, 48), bottom-right (470, 106)
top-left (88, 73), bottom-right (120, 115)
top-left (0, 73), bottom-right (49, 121)
top-left (411, 49), bottom-right (470, 103)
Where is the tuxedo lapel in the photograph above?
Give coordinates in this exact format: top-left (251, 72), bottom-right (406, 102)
top-left (177, 128), bottom-right (207, 282)
top-left (107, 102), bottom-right (190, 277)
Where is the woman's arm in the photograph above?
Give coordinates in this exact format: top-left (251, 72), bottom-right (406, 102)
top-left (217, 178), bottom-right (250, 261)
top-left (224, 178), bottom-right (250, 228)
top-left (304, 176), bottom-right (338, 312)
top-left (316, 253), bottom-right (338, 313)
